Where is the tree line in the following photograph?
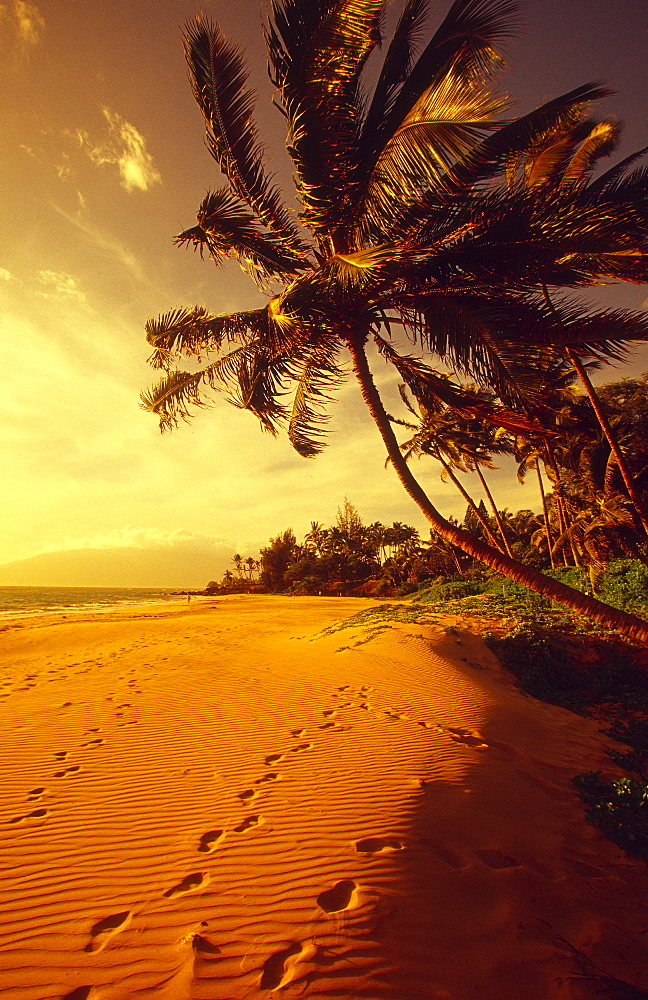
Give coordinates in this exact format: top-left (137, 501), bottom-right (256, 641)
top-left (206, 371), bottom-right (648, 598)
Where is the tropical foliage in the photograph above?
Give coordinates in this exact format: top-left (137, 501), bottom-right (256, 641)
top-left (143, 0), bottom-right (648, 640)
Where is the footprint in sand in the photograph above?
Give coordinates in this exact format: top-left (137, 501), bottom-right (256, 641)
top-left (197, 829), bottom-right (224, 853)
top-left (255, 772), bottom-right (280, 785)
top-left (291, 728), bottom-right (306, 738)
top-left (417, 721), bottom-right (443, 733)
top-left (421, 838), bottom-right (467, 870)
top-left (356, 837), bottom-right (403, 854)
top-left (566, 859), bottom-right (607, 879)
top-left (475, 849), bottom-right (521, 870)
top-left (264, 753), bottom-right (284, 766)
top-left (81, 738), bottom-right (104, 749)
top-left (238, 788), bottom-right (257, 802)
top-left (323, 709), bottom-right (337, 718)
top-left (54, 765), bottom-right (80, 778)
top-left (62, 986), bottom-right (94, 1000)
top-left (164, 872), bottom-right (208, 898)
top-left (53, 750), bottom-right (68, 760)
top-left (260, 942), bottom-right (303, 990)
top-left (317, 879), bottom-right (357, 913)
top-left (337, 686), bottom-right (350, 692)
top-left (319, 722), bottom-right (337, 730)
top-left (447, 728), bottom-right (488, 748)
top-left (28, 787), bottom-right (45, 799)
top-left (85, 910), bottom-right (131, 952)
top-left (289, 742), bottom-right (313, 754)
top-left (9, 808), bottom-right (48, 824)
top-left (234, 815), bottom-right (261, 834)
top-left (192, 934), bottom-right (222, 959)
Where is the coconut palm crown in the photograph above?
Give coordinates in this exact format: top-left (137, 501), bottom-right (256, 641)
top-left (143, 0), bottom-right (648, 640)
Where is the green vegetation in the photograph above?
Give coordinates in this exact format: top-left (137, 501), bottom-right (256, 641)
top-left (573, 773), bottom-right (648, 861)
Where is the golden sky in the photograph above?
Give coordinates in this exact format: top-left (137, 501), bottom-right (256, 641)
top-left (1, 0), bottom-right (647, 587)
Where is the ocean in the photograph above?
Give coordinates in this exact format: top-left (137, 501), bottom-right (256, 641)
top-left (0, 585), bottom-right (183, 618)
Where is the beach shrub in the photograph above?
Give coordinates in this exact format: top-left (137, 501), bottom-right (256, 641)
top-left (573, 771), bottom-right (648, 861)
top-left (596, 559), bottom-right (648, 616)
top-left (484, 613), bottom-right (648, 715)
top-left (409, 578), bottom-right (486, 603)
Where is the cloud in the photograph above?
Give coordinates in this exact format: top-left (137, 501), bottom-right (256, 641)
top-left (37, 269), bottom-right (86, 302)
top-left (0, 0), bottom-right (44, 51)
top-left (52, 201), bottom-right (159, 291)
top-left (77, 108), bottom-right (162, 192)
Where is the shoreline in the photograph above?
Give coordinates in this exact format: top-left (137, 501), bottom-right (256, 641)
top-left (1, 595), bottom-right (646, 998)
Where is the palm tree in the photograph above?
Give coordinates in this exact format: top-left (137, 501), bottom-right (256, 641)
top-left (142, 2), bottom-right (648, 641)
top-left (500, 112), bottom-right (648, 533)
top-left (391, 386), bottom-right (507, 551)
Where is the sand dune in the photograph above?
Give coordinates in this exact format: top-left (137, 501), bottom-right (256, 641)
top-left (0, 596), bottom-right (646, 999)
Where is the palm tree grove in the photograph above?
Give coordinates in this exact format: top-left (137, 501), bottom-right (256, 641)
top-left (143, 0), bottom-right (648, 641)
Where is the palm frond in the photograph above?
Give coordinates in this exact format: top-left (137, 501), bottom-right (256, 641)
top-left (140, 345), bottom-right (255, 431)
top-left (411, 293), bottom-right (563, 404)
top-left (327, 243), bottom-right (411, 291)
top-left (266, 0), bottom-right (383, 237)
top-left (229, 348), bottom-right (292, 432)
top-left (585, 148), bottom-right (648, 197)
top-left (524, 129), bottom-right (581, 188)
top-left (548, 306), bottom-right (648, 363)
top-left (401, 185), bottom-right (648, 288)
top-left (561, 118), bottom-right (620, 187)
top-left (177, 187), bottom-right (308, 283)
top-left (362, 0), bottom-right (431, 142)
top-left (361, 56), bottom-right (509, 236)
top-left (375, 0), bottom-right (519, 154)
top-left (145, 305), bottom-right (269, 368)
top-left (444, 83), bottom-right (613, 193)
top-left (184, 17), bottom-right (308, 255)
top-left (287, 344), bottom-right (346, 456)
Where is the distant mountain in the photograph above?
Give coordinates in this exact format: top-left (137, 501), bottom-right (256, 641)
top-left (0, 544), bottom-right (235, 589)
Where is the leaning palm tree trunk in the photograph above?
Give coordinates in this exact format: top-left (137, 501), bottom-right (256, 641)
top-left (534, 460), bottom-right (556, 570)
top-left (542, 442), bottom-right (573, 567)
top-left (473, 463), bottom-right (514, 558)
top-left (436, 456), bottom-right (505, 552)
top-left (541, 285), bottom-right (648, 536)
top-left (566, 347), bottom-right (648, 537)
top-left (348, 337), bottom-right (648, 643)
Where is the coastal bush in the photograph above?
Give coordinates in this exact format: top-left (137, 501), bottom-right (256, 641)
top-left (408, 578), bottom-right (486, 603)
top-left (573, 771), bottom-right (648, 861)
top-left (596, 559), bottom-right (648, 616)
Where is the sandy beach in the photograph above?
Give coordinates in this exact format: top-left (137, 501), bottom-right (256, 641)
top-left (1, 595), bottom-right (646, 999)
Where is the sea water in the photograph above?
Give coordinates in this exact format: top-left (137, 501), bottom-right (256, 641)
top-left (0, 585), bottom-right (181, 618)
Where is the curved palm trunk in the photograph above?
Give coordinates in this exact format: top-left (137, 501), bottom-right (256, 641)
top-left (541, 285), bottom-right (648, 537)
top-left (473, 463), bottom-right (514, 558)
top-left (566, 346), bottom-right (648, 537)
top-left (348, 338), bottom-right (648, 643)
top-left (535, 460), bottom-right (556, 570)
top-left (542, 442), bottom-right (574, 567)
top-left (436, 455), bottom-right (505, 552)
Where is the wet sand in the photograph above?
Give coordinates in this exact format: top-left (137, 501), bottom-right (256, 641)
top-left (0, 595), bottom-right (646, 999)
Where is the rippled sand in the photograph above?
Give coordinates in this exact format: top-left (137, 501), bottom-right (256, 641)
top-left (1, 596), bottom-right (646, 999)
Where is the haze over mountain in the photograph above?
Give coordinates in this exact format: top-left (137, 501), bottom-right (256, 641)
top-left (0, 540), bottom-right (234, 589)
